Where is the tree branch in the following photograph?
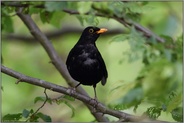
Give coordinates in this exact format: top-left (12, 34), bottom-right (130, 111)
top-left (62, 8), bottom-right (165, 43)
top-left (1, 65), bottom-right (169, 122)
top-left (2, 28), bottom-right (123, 42)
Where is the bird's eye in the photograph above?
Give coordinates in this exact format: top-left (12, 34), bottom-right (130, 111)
top-left (89, 29), bottom-right (94, 33)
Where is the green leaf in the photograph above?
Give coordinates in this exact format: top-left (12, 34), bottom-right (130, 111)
top-left (110, 34), bottom-right (129, 42)
top-left (40, 11), bottom-right (53, 23)
top-left (67, 1), bottom-right (78, 10)
top-left (108, 81), bottom-right (136, 104)
top-left (167, 92), bottom-right (182, 113)
top-left (77, 2), bottom-right (92, 14)
top-left (76, 14), bottom-right (99, 26)
top-left (2, 113), bottom-right (22, 121)
top-left (50, 11), bottom-right (66, 28)
top-left (119, 86), bottom-right (143, 106)
top-left (55, 99), bottom-right (75, 117)
top-left (34, 96), bottom-right (46, 104)
top-left (37, 112), bottom-right (52, 122)
top-left (85, 15), bottom-right (99, 26)
top-left (45, 1), bottom-right (67, 12)
top-left (171, 107), bottom-right (183, 122)
top-left (92, 2), bottom-right (113, 16)
top-left (34, 96), bottom-right (52, 104)
top-left (28, 6), bottom-right (42, 15)
top-left (108, 83), bottom-right (143, 110)
top-left (30, 109), bottom-right (34, 114)
top-left (76, 15), bottom-right (84, 26)
top-left (142, 1), bottom-right (149, 5)
top-left (2, 16), bottom-right (14, 32)
top-left (129, 26), bottom-right (145, 50)
top-left (144, 106), bottom-right (162, 119)
top-left (1, 3), bottom-right (16, 15)
top-left (64, 101), bottom-right (75, 117)
top-left (22, 109), bottom-right (30, 118)
top-left (107, 2), bottom-right (124, 17)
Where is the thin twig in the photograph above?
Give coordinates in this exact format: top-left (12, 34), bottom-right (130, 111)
top-left (34, 89), bottom-right (48, 115)
top-left (26, 89), bottom-right (49, 122)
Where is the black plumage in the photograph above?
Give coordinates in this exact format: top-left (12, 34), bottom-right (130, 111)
top-left (66, 26), bottom-right (108, 98)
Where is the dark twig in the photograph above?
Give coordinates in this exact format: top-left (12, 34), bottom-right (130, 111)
top-left (113, 17), bottom-right (165, 43)
top-left (1, 65), bottom-right (169, 122)
top-left (26, 89), bottom-right (48, 122)
top-left (33, 89), bottom-right (48, 115)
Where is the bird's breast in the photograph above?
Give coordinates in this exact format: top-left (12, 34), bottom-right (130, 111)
top-left (76, 49), bottom-right (98, 65)
top-left (83, 58), bottom-right (97, 65)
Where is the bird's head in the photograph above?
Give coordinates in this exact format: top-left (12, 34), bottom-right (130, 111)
top-left (78, 26), bottom-right (107, 44)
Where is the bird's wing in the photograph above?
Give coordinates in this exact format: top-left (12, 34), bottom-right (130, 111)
top-left (97, 52), bottom-right (108, 86)
top-left (66, 48), bottom-right (74, 66)
top-left (66, 45), bottom-right (82, 66)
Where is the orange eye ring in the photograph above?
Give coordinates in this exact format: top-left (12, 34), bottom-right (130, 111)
top-left (89, 28), bottom-right (94, 33)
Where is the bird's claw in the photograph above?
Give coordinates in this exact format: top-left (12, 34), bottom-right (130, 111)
top-left (66, 87), bottom-right (76, 96)
top-left (89, 98), bottom-right (99, 113)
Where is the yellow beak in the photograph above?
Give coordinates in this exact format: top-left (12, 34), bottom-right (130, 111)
top-left (96, 28), bottom-right (108, 34)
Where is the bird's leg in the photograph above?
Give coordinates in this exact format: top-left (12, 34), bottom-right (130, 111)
top-left (89, 84), bottom-right (99, 113)
top-left (93, 85), bottom-right (98, 101)
top-left (75, 83), bottom-right (81, 89)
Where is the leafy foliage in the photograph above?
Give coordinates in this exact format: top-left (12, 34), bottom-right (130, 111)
top-left (171, 107), bottom-right (183, 122)
top-left (109, 29), bottom-right (182, 117)
top-left (2, 109), bottom-right (52, 122)
top-left (2, 113), bottom-right (22, 122)
top-left (1, 4), bottom-right (15, 32)
top-left (2, 94), bottom-right (76, 122)
top-left (45, 1), bottom-right (67, 12)
top-left (108, 14), bottom-right (182, 121)
top-left (144, 106), bottom-right (162, 119)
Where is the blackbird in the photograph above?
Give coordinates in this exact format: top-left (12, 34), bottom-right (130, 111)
top-left (66, 26), bottom-right (108, 99)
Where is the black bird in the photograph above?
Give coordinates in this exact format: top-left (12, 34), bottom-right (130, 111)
top-left (66, 26), bottom-right (108, 99)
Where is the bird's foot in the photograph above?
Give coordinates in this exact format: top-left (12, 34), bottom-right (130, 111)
top-left (89, 97), bottom-right (99, 113)
top-left (66, 87), bottom-right (76, 96)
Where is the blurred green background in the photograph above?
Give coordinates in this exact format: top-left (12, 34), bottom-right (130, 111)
top-left (1, 2), bottom-right (182, 122)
